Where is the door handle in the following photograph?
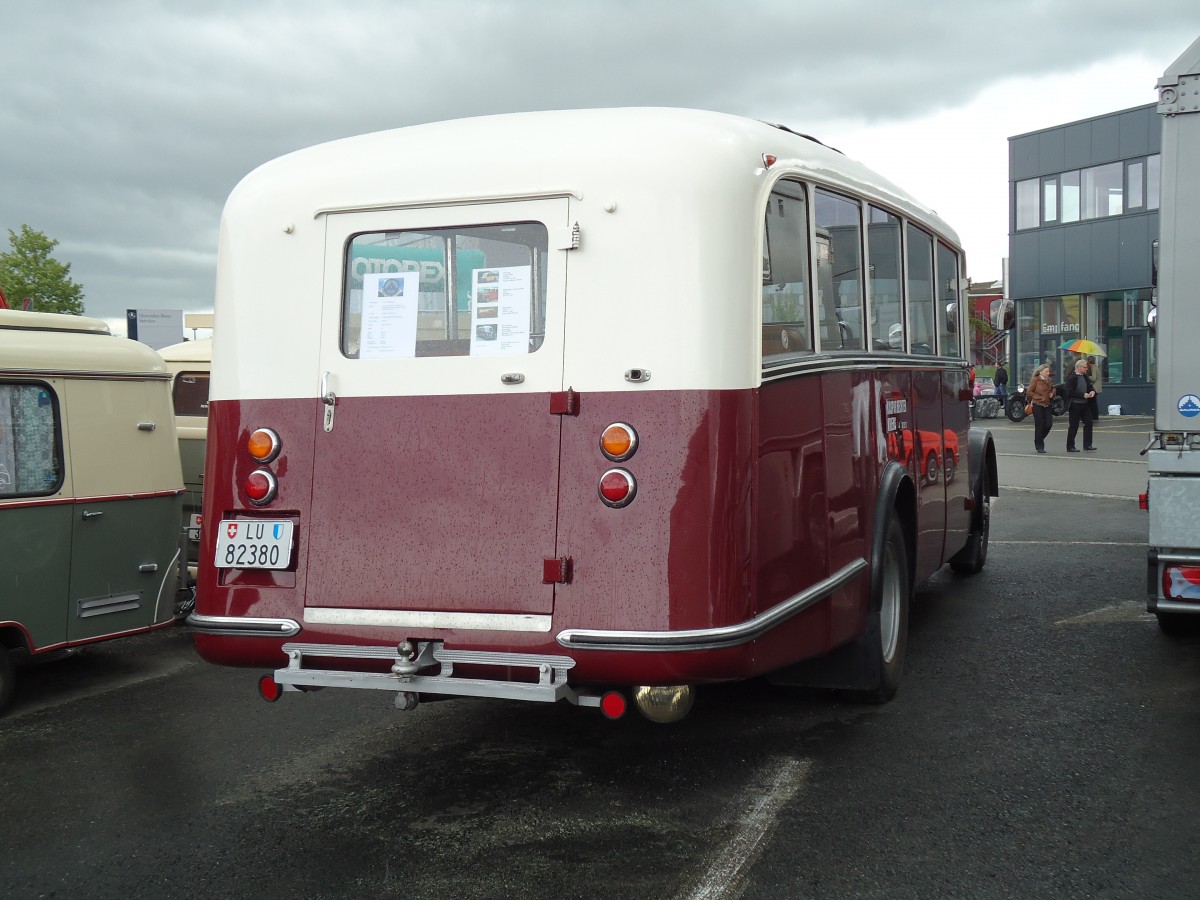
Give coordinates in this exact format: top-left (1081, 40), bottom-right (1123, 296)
top-left (82, 510), bottom-right (103, 520)
top-left (320, 371), bottom-right (336, 432)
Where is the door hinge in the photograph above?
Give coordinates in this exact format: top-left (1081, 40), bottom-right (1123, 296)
top-left (550, 389), bottom-right (579, 416)
top-left (543, 557), bottom-right (574, 584)
top-left (556, 222), bottom-right (581, 250)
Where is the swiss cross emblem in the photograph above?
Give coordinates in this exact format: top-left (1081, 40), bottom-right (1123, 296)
top-left (226, 523), bottom-right (239, 539)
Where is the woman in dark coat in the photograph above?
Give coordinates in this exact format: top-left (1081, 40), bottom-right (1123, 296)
top-left (1027, 364), bottom-right (1056, 453)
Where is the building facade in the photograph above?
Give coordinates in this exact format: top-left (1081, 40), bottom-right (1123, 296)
top-left (1008, 103), bottom-right (1159, 414)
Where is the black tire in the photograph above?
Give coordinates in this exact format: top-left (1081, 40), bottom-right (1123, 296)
top-left (1155, 611), bottom-right (1200, 635)
top-left (1051, 395), bottom-right (1067, 417)
top-left (854, 518), bottom-right (911, 703)
top-left (950, 487), bottom-right (991, 574)
top-left (0, 646), bottom-right (15, 712)
top-left (943, 451), bottom-right (956, 484)
top-left (1006, 397), bottom-right (1027, 422)
top-left (924, 451), bottom-right (940, 485)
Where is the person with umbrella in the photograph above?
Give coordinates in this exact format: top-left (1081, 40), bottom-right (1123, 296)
top-left (1065, 357), bottom-right (1098, 452)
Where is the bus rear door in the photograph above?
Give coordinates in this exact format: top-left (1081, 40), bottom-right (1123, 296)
top-left (304, 201), bottom-right (571, 628)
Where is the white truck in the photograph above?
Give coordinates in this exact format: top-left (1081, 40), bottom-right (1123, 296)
top-left (1146, 35), bottom-right (1200, 632)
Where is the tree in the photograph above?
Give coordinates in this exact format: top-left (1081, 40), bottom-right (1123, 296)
top-left (0, 225), bottom-right (85, 315)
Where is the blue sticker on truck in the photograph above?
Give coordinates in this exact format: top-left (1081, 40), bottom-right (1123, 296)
top-left (1179, 395), bottom-right (1200, 417)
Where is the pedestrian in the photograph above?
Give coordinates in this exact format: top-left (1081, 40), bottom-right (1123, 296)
top-left (1065, 358), bottom-right (1097, 452)
top-left (993, 362), bottom-right (1008, 406)
top-left (1027, 363), bottom-right (1056, 453)
top-left (1087, 355), bottom-right (1103, 418)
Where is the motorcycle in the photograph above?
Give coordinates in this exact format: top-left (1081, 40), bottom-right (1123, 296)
top-left (1005, 382), bottom-right (1067, 422)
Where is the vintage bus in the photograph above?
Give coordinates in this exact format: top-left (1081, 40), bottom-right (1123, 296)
top-left (188, 108), bottom-right (997, 722)
top-left (0, 309), bottom-right (185, 710)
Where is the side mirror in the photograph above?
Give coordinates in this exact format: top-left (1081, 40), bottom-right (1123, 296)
top-left (1148, 305), bottom-right (1158, 334)
top-left (1152, 239), bottom-right (1159, 289)
top-left (993, 299), bottom-right (1015, 330)
top-left (944, 302), bottom-right (958, 334)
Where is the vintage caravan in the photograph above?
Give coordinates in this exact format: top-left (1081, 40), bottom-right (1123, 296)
top-left (0, 310), bottom-right (185, 710)
top-left (159, 337), bottom-right (212, 575)
top-left (189, 108), bottom-right (997, 721)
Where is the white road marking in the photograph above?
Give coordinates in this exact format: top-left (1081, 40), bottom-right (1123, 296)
top-left (1054, 602), bottom-right (1155, 626)
top-left (681, 757), bottom-right (812, 900)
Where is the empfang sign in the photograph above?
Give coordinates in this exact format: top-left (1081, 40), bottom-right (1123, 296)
top-left (1041, 322), bottom-right (1081, 335)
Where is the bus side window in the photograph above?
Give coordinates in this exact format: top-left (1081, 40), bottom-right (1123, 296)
top-left (868, 206), bottom-right (904, 351)
top-left (761, 182), bottom-right (812, 362)
top-left (906, 224), bottom-right (936, 355)
top-left (815, 189), bottom-right (865, 351)
top-left (937, 240), bottom-right (961, 357)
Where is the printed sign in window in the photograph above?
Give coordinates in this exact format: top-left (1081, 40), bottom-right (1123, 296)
top-left (470, 266), bottom-right (531, 357)
top-left (360, 271), bottom-right (420, 359)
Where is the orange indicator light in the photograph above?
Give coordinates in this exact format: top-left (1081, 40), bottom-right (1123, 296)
top-left (600, 423), bottom-right (638, 461)
top-left (247, 427), bottom-right (281, 462)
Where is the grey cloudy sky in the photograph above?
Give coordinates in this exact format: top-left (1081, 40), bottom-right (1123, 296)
top-left (3, 1), bottom-right (1199, 334)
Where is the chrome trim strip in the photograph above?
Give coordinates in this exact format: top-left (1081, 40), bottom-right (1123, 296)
top-left (314, 190), bottom-right (582, 218)
top-left (186, 613), bottom-right (301, 637)
top-left (556, 558), bottom-right (868, 652)
top-left (762, 353), bottom-right (968, 383)
top-left (303, 607), bottom-right (553, 633)
top-left (1154, 552), bottom-right (1200, 564)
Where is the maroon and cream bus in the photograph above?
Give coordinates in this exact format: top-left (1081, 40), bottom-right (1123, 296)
top-left (189, 108), bottom-right (997, 722)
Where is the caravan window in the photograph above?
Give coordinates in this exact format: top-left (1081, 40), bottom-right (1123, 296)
top-left (172, 372), bottom-right (210, 417)
top-left (341, 223), bottom-right (549, 359)
top-left (0, 382), bottom-right (63, 497)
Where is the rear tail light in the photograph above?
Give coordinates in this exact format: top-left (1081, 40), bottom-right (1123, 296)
top-left (245, 468), bottom-right (278, 505)
top-left (599, 468), bottom-right (637, 508)
top-left (600, 422), bottom-right (638, 461)
top-left (248, 427), bottom-right (281, 463)
top-left (600, 691), bottom-right (627, 719)
top-left (258, 674), bottom-right (283, 702)
top-left (1163, 566), bottom-right (1200, 600)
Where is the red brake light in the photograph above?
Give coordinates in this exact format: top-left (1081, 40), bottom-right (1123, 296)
top-left (245, 469), bottom-right (278, 505)
top-left (599, 468), bottom-right (636, 508)
top-left (600, 691), bottom-right (627, 719)
top-left (258, 675), bottom-right (283, 702)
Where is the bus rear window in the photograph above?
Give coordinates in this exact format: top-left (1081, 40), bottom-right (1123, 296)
top-left (341, 222), bottom-right (549, 359)
top-left (172, 372), bottom-right (210, 417)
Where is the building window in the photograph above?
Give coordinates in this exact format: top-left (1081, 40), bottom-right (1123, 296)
top-left (1016, 178), bottom-right (1039, 230)
top-left (1081, 162), bottom-right (1124, 219)
top-left (1147, 154), bottom-right (1161, 210)
top-left (1127, 160), bottom-right (1144, 210)
top-left (1061, 170), bottom-right (1081, 223)
top-left (1041, 177), bottom-right (1059, 225)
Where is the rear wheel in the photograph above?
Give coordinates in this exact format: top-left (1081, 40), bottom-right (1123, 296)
top-left (924, 451), bottom-right (940, 485)
top-left (0, 646), bottom-right (15, 712)
top-left (943, 451), bottom-right (956, 484)
top-left (950, 484), bottom-right (991, 574)
top-left (1156, 611), bottom-right (1200, 635)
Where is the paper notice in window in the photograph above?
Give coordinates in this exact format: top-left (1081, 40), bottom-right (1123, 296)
top-left (470, 266), bottom-right (531, 356)
top-left (360, 272), bottom-right (419, 359)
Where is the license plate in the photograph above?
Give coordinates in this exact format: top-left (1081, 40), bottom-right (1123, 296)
top-left (187, 514), bottom-right (202, 543)
top-left (215, 519), bottom-right (294, 569)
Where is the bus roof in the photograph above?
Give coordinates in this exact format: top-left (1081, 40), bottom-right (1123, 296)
top-left (228, 107), bottom-right (959, 246)
top-left (0, 309), bottom-right (169, 377)
top-left (158, 337), bottom-right (213, 364)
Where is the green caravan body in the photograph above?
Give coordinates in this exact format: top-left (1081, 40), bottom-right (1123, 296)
top-left (158, 337), bottom-right (211, 572)
top-left (0, 309), bottom-right (185, 710)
